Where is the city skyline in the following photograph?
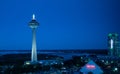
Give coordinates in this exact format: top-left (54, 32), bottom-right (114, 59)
top-left (0, 0), bottom-right (120, 50)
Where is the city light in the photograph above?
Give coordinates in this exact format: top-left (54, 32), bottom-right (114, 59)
top-left (86, 64), bottom-right (95, 69)
top-left (25, 62), bottom-right (30, 65)
top-left (114, 68), bottom-right (118, 71)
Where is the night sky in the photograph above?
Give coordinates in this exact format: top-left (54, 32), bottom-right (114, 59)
top-left (0, 0), bottom-right (120, 50)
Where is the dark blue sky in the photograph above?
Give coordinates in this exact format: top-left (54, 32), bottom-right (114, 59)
top-left (0, 0), bottom-right (120, 50)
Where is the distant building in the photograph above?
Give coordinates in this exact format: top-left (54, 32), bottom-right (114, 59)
top-left (80, 60), bottom-right (103, 74)
top-left (108, 33), bottom-right (120, 57)
top-left (119, 43), bottom-right (120, 57)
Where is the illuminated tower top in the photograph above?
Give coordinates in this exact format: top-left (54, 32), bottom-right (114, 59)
top-left (32, 14), bottom-right (35, 20)
top-left (29, 14), bottom-right (39, 28)
top-left (108, 33), bottom-right (118, 40)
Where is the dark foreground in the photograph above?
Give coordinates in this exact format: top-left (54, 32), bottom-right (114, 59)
top-left (0, 50), bottom-right (120, 74)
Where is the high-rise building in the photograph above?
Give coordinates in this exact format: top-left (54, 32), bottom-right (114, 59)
top-left (29, 14), bottom-right (39, 63)
top-left (108, 33), bottom-right (119, 56)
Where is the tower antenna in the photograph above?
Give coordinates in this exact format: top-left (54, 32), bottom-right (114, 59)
top-left (32, 14), bottom-right (35, 20)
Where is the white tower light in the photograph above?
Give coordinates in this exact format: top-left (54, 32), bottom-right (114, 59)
top-left (110, 39), bottom-right (114, 49)
top-left (32, 14), bottom-right (35, 20)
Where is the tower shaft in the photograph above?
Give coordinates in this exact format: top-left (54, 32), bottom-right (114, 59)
top-left (31, 28), bottom-right (37, 62)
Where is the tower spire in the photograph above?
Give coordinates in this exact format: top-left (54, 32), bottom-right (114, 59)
top-left (32, 14), bottom-right (35, 20)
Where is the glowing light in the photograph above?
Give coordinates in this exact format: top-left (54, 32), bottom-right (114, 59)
top-left (114, 68), bottom-right (118, 71)
top-left (32, 14), bottom-right (35, 20)
top-left (110, 39), bottom-right (114, 49)
top-left (86, 64), bottom-right (95, 69)
top-left (39, 61), bottom-right (43, 64)
top-left (101, 60), bottom-right (104, 62)
top-left (108, 33), bottom-right (112, 36)
top-left (26, 62), bottom-right (30, 65)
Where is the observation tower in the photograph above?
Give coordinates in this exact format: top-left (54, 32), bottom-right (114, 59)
top-left (29, 14), bottom-right (39, 63)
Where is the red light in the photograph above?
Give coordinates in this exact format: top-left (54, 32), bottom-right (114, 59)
top-left (86, 64), bottom-right (95, 69)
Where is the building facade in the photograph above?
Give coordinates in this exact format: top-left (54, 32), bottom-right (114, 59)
top-left (108, 33), bottom-right (120, 57)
